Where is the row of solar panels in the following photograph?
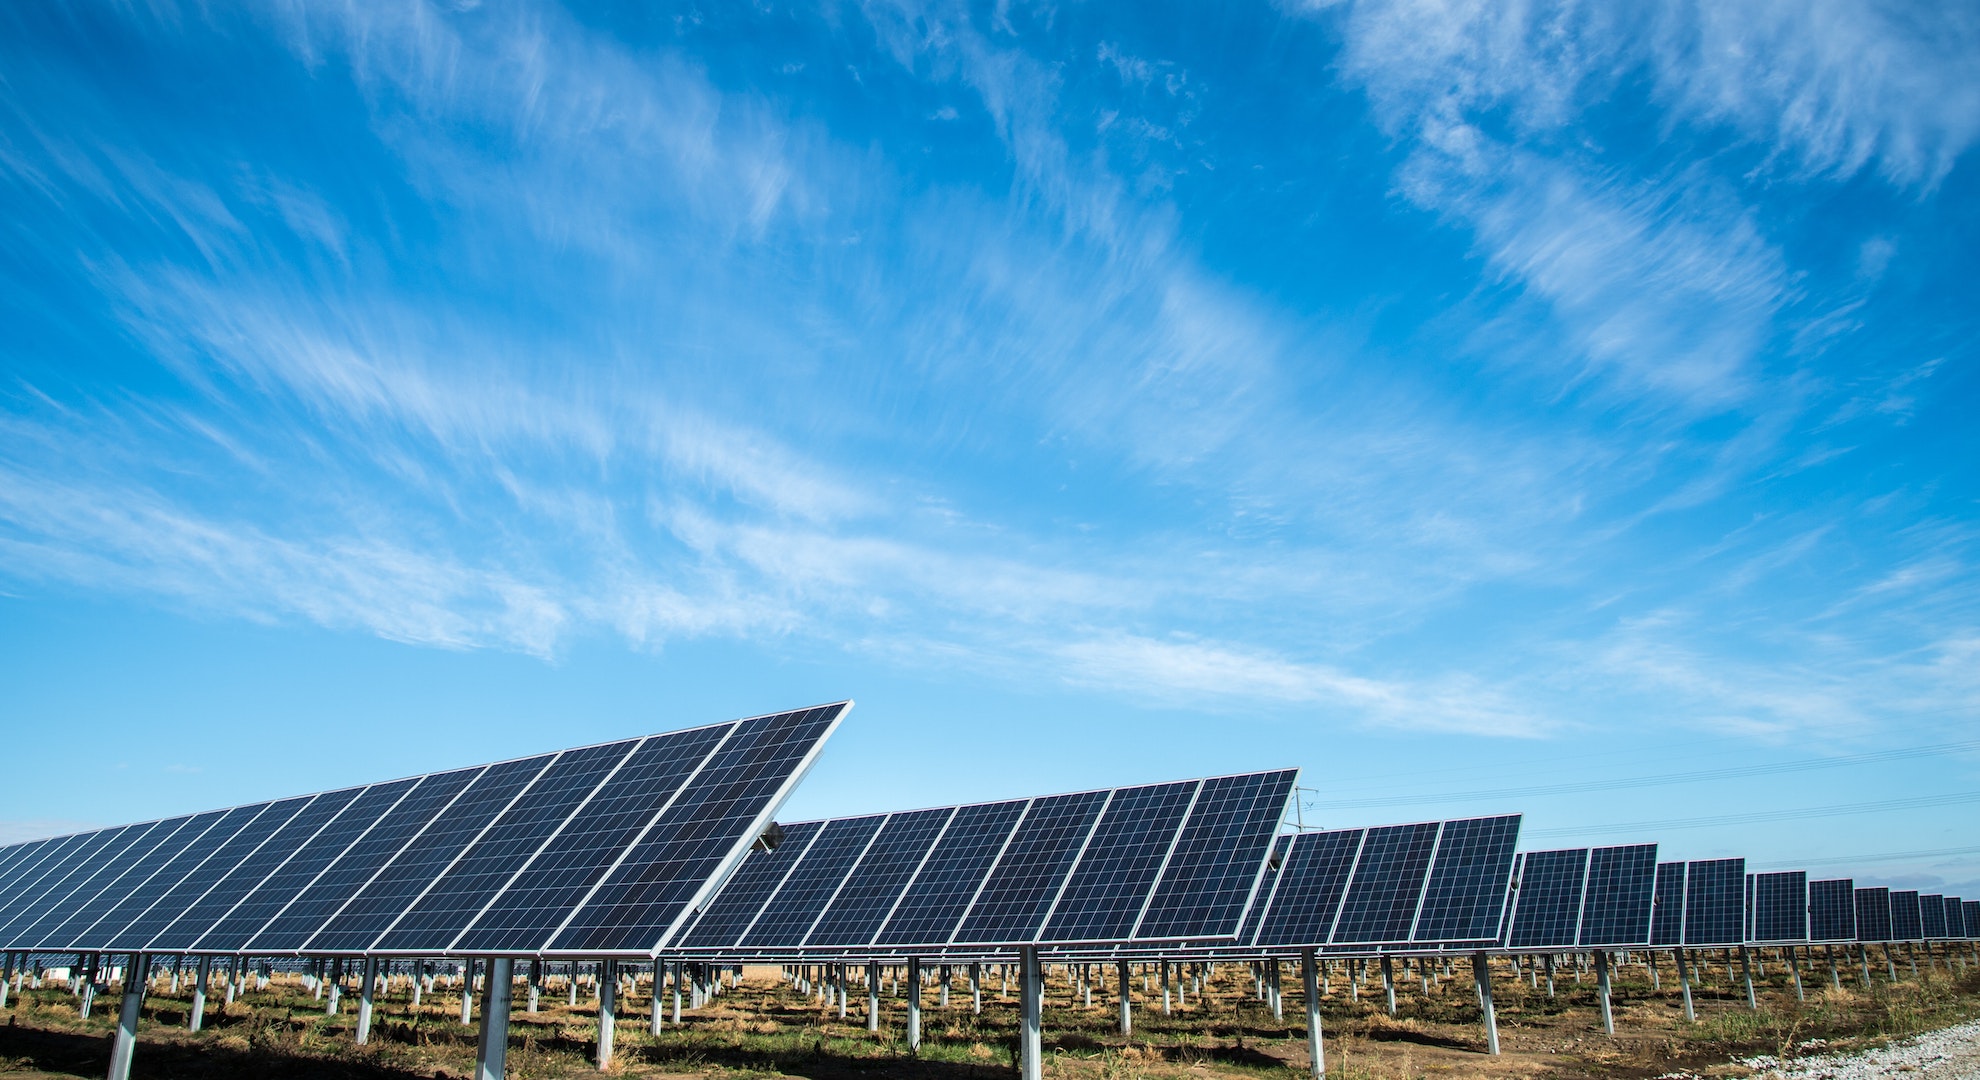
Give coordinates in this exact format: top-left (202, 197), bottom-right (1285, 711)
top-left (674, 770), bottom-right (1298, 950)
top-left (0, 704), bottom-right (1967, 962)
top-left (0, 706), bottom-right (846, 958)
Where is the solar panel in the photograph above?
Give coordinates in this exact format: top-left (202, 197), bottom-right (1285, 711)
top-left (1578, 844), bottom-right (1658, 947)
top-left (104, 797), bottom-right (313, 952)
top-left (956, 791), bottom-right (1112, 944)
top-left (1920, 894), bottom-right (1947, 939)
top-left (372, 740), bottom-right (637, 953)
top-left (874, 801), bottom-right (1028, 945)
top-left (1506, 848), bottom-right (1586, 949)
top-left (741, 815), bottom-right (888, 949)
top-left (1890, 890), bottom-right (1924, 941)
top-left (1750, 871), bottom-right (1808, 944)
top-left (1250, 829), bottom-right (1361, 947)
top-left (1133, 772), bottom-right (1304, 941)
top-left (1411, 815), bottom-right (1522, 943)
top-left (548, 704), bottom-right (847, 954)
top-left (1331, 822), bottom-right (1439, 944)
top-left (1682, 858), bottom-right (1744, 946)
top-left (1808, 878), bottom-right (1855, 943)
top-left (676, 821), bottom-right (824, 949)
top-left (1650, 861), bottom-right (1685, 946)
top-left (452, 723), bottom-right (734, 953)
top-left (805, 809), bottom-right (953, 947)
top-left (682, 769), bottom-right (1297, 951)
top-left (1855, 887), bottom-right (1892, 942)
top-left (1945, 897), bottom-right (1967, 939)
top-left (1964, 901), bottom-right (1980, 941)
top-left (1040, 781), bottom-right (1197, 942)
top-left (0, 703), bottom-right (848, 958)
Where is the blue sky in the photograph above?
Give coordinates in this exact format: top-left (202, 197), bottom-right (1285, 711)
top-left (2, 2), bottom-right (1977, 896)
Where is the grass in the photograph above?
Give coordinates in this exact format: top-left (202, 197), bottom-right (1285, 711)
top-left (1, 950), bottom-right (1977, 1079)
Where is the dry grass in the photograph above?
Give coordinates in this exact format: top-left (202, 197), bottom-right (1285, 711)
top-left (1, 951), bottom-right (1977, 1080)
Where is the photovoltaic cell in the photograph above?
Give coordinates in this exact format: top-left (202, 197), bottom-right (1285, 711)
top-left (1855, 887), bottom-right (1892, 942)
top-left (1920, 894), bottom-right (1947, 939)
top-left (740, 815), bottom-right (886, 949)
top-left (1251, 829), bottom-right (1362, 947)
top-left (550, 705), bottom-right (844, 954)
top-left (955, 791), bottom-right (1112, 944)
top-left (1751, 871), bottom-right (1809, 943)
top-left (806, 809), bottom-right (952, 947)
top-left (453, 724), bottom-right (731, 953)
top-left (1507, 848), bottom-right (1587, 949)
top-left (1331, 822), bottom-right (1439, 944)
top-left (1890, 890), bottom-right (1924, 941)
top-left (875, 801), bottom-right (1027, 945)
top-left (1041, 781), bottom-right (1197, 943)
top-left (1411, 815), bottom-right (1521, 943)
top-left (1683, 858), bottom-right (1745, 946)
top-left (1579, 844), bottom-right (1658, 948)
top-left (677, 821), bottom-right (822, 949)
top-left (1809, 879), bottom-right (1855, 943)
top-left (376, 741), bottom-right (636, 954)
top-left (1134, 771), bottom-right (1298, 941)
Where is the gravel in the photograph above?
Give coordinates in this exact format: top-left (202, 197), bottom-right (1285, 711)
top-left (1733, 1017), bottom-right (1980, 1079)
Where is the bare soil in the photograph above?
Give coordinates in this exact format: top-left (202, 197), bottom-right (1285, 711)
top-left (3, 952), bottom-right (1977, 1080)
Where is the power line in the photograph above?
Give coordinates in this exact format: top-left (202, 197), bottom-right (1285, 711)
top-left (1307, 738), bottom-right (1980, 811)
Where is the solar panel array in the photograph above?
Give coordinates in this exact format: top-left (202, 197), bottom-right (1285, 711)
top-left (1500, 844), bottom-right (1658, 950)
top-left (676, 770), bottom-right (1298, 952)
top-left (0, 704), bottom-right (847, 958)
top-left (1238, 815), bottom-right (1522, 950)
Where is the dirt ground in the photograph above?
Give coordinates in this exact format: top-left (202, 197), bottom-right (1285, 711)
top-left (3, 951), bottom-right (1978, 1080)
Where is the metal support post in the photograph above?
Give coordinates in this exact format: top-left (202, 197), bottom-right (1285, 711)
top-left (838, 964), bottom-right (849, 1020)
top-left (867, 960), bottom-right (882, 1033)
top-left (1827, 945), bottom-right (1841, 990)
top-left (1117, 960), bottom-right (1131, 1035)
top-left (1381, 955), bottom-right (1396, 1016)
top-left (527, 958), bottom-right (540, 1013)
top-left (596, 959), bottom-right (617, 1070)
top-left (1161, 960), bottom-right (1171, 1015)
top-left (1472, 952), bottom-right (1499, 1056)
top-left (1544, 953), bottom-right (1555, 998)
top-left (1676, 949), bottom-right (1694, 1022)
top-left (327, 956), bottom-right (343, 1015)
top-left (650, 963), bottom-right (665, 1036)
top-left (972, 961), bottom-right (982, 1015)
top-left (189, 955), bottom-right (211, 1032)
top-left (1595, 950), bottom-right (1613, 1036)
top-left (1019, 947), bottom-right (1043, 1080)
top-left (939, 963), bottom-right (950, 1008)
top-left (473, 957), bottom-right (513, 1080)
top-left (1788, 946), bottom-right (1803, 1001)
top-left (1302, 950), bottom-right (1324, 1080)
top-left (1740, 946), bottom-right (1757, 1009)
top-left (906, 957), bottom-right (923, 1053)
top-left (107, 953), bottom-right (147, 1080)
top-left (462, 959), bottom-right (476, 1025)
top-left (672, 962), bottom-right (682, 1022)
top-left (1270, 959), bottom-right (1283, 1020)
top-left (356, 957), bottom-right (378, 1045)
